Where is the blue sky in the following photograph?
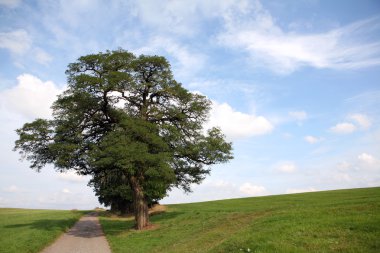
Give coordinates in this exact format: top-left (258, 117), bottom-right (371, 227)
top-left (0, 0), bottom-right (379, 209)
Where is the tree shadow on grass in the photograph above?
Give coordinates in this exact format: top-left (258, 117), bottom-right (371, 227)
top-left (101, 211), bottom-right (184, 236)
top-left (4, 218), bottom-right (77, 232)
top-left (5, 216), bottom-right (109, 238)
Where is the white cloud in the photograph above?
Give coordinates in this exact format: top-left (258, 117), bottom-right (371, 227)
top-left (289, 111), bottom-right (307, 121)
top-left (206, 101), bottom-right (273, 140)
top-left (218, 1), bottom-right (380, 73)
top-left (330, 122), bottom-right (356, 134)
top-left (0, 29), bottom-right (31, 55)
top-left (239, 183), bottom-right (267, 196)
top-left (286, 187), bottom-right (317, 194)
top-left (3, 185), bottom-right (22, 193)
top-left (358, 153), bottom-right (376, 166)
top-left (334, 153), bottom-right (379, 175)
top-left (304, 135), bottom-right (321, 144)
top-left (62, 188), bottom-right (71, 194)
top-left (0, 74), bottom-right (64, 119)
top-left (0, 0), bottom-right (21, 8)
top-left (276, 161), bottom-right (297, 173)
top-left (348, 114), bottom-right (371, 129)
top-left (330, 113), bottom-right (372, 134)
top-left (57, 171), bottom-right (88, 183)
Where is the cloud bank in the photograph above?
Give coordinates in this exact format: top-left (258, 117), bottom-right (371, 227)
top-left (206, 101), bottom-right (273, 140)
top-left (0, 74), bottom-right (64, 119)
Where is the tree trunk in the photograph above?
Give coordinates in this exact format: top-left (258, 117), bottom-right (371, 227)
top-left (130, 177), bottom-right (149, 230)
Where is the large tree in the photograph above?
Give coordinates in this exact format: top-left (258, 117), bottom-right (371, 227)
top-left (14, 49), bottom-right (233, 229)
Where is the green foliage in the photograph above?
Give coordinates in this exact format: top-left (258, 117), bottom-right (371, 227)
top-left (14, 49), bottom-right (233, 218)
top-left (90, 117), bottom-right (174, 206)
top-left (0, 208), bottom-right (86, 253)
top-left (14, 119), bottom-right (55, 171)
top-left (100, 187), bottom-right (380, 253)
top-left (88, 170), bottom-right (134, 213)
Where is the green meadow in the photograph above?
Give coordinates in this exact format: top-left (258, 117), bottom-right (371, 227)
top-left (100, 187), bottom-right (380, 253)
top-left (0, 187), bottom-right (379, 253)
top-left (0, 208), bottom-right (85, 253)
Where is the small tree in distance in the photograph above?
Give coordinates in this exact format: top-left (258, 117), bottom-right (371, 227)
top-left (14, 49), bottom-right (233, 230)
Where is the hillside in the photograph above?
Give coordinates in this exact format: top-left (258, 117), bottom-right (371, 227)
top-left (100, 187), bottom-right (380, 253)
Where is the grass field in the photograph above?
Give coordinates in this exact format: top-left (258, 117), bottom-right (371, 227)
top-left (100, 187), bottom-right (380, 253)
top-left (0, 208), bottom-right (86, 253)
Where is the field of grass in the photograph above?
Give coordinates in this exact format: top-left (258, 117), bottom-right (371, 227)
top-left (100, 187), bottom-right (380, 253)
top-left (0, 208), bottom-right (86, 253)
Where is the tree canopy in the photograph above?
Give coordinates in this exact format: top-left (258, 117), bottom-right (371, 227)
top-left (14, 49), bottom-right (233, 229)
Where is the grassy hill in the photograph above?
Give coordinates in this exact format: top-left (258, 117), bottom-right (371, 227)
top-left (100, 187), bottom-right (380, 253)
top-left (0, 187), bottom-right (378, 253)
top-left (0, 208), bottom-right (85, 253)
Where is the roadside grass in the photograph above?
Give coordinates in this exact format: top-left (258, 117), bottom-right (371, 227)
top-left (0, 208), bottom-right (87, 253)
top-left (100, 187), bottom-right (380, 253)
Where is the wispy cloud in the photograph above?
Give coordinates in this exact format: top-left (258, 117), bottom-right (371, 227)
top-left (348, 114), bottom-right (371, 130)
top-left (218, 1), bottom-right (380, 73)
top-left (3, 185), bottom-right (23, 193)
top-left (0, 0), bottom-right (21, 8)
top-left (239, 183), bottom-right (268, 196)
top-left (289, 111), bottom-right (308, 121)
top-left (304, 135), bottom-right (322, 144)
top-left (33, 47), bottom-right (53, 65)
top-left (0, 29), bottom-right (54, 66)
top-left (132, 0), bottom-right (248, 36)
top-left (133, 37), bottom-right (207, 79)
top-left (276, 161), bottom-right (297, 173)
top-left (289, 111), bottom-right (308, 125)
top-left (0, 29), bottom-right (31, 55)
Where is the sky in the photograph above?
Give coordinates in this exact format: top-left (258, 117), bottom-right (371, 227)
top-left (0, 0), bottom-right (379, 210)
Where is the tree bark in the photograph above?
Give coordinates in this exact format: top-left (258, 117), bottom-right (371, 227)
top-left (130, 177), bottom-right (149, 230)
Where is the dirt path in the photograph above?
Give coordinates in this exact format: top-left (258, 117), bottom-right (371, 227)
top-left (41, 212), bottom-right (111, 253)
